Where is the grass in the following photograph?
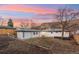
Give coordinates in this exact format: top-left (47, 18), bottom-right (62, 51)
top-left (25, 37), bottom-right (79, 53)
top-left (25, 37), bottom-right (72, 48)
top-left (25, 37), bottom-right (54, 48)
top-left (0, 36), bottom-right (51, 54)
top-left (0, 36), bottom-right (79, 53)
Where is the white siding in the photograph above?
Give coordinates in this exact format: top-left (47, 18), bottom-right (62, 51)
top-left (17, 32), bottom-right (40, 40)
top-left (17, 31), bottom-right (70, 40)
top-left (24, 32), bottom-right (33, 39)
top-left (17, 32), bottom-right (32, 40)
top-left (39, 32), bottom-right (52, 37)
top-left (51, 32), bottom-right (69, 37)
top-left (17, 32), bottom-right (24, 39)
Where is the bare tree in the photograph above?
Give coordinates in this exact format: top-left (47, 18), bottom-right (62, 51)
top-left (55, 8), bottom-right (79, 39)
top-left (20, 22), bottom-right (28, 28)
top-left (0, 17), bottom-right (4, 26)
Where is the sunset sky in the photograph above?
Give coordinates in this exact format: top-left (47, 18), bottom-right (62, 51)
top-left (0, 4), bottom-right (79, 27)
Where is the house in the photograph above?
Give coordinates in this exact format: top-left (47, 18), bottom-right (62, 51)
top-left (16, 28), bottom-right (40, 40)
top-left (16, 28), bottom-right (70, 40)
top-left (41, 28), bottom-right (70, 38)
top-left (0, 26), bottom-right (16, 36)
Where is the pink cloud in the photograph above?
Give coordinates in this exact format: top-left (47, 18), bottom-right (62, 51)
top-left (3, 18), bottom-right (42, 27)
top-left (0, 5), bottom-right (57, 14)
top-left (0, 5), bottom-right (57, 27)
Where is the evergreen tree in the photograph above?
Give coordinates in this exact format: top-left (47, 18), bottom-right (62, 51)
top-left (8, 19), bottom-right (13, 27)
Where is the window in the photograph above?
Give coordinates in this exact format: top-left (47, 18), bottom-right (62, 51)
top-left (36, 32), bottom-right (38, 34)
top-left (33, 32), bottom-right (38, 35)
top-left (23, 32), bottom-right (24, 38)
top-left (55, 31), bottom-right (59, 33)
top-left (51, 32), bottom-right (53, 34)
top-left (33, 32), bottom-right (36, 35)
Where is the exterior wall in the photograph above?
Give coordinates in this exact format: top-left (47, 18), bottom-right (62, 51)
top-left (17, 31), bottom-right (70, 40)
top-left (17, 32), bottom-right (32, 39)
top-left (17, 32), bottom-right (23, 39)
top-left (39, 32), bottom-right (69, 38)
top-left (39, 32), bottom-right (51, 37)
top-left (17, 32), bottom-right (40, 40)
top-left (50, 32), bottom-right (69, 38)
top-left (24, 32), bottom-right (33, 39)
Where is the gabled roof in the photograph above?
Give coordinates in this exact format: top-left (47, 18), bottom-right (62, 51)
top-left (42, 28), bottom-right (69, 32)
top-left (16, 28), bottom-right (41, 32)
top-left (16, 28), bottom-right (69, 32)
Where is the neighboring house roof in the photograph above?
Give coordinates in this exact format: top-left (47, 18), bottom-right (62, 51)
top-left (66, 24), bottom-right (79, 31)
top-left (0, 26), bottom-right (16, 29)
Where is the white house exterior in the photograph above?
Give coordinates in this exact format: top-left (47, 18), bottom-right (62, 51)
top-left (16, 28), bottom-right (70, 40)
top-left (16, 28), bottom-right (40, 40)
